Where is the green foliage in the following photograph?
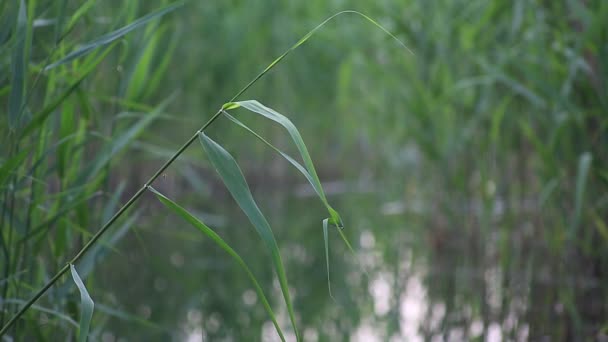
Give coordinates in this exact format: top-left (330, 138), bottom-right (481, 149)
top-left (199, 132), bottom-right (299, 338)
top-left (69, 264), bottom-right (94, 342)
top-left (148, 186), bottom-right (286, 341)
top-left (1, 0), bottom-right (607, 340)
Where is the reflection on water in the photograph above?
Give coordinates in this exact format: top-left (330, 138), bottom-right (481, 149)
top-left (96, 171), bottom-right (606, 341)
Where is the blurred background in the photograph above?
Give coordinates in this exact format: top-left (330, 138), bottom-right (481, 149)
top-left (1, 0), bottom-right (607, 341)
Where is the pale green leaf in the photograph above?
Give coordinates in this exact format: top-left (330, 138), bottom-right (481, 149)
top-left (70, 264), bottom-right (94, 342)
top-left (148, 186), bottom-right (285, 342)
top-left (198, 133), bottom-right (298, 339)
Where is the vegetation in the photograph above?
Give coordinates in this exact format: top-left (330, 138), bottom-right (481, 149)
top-left (1, 0), bottom-right (607, 341)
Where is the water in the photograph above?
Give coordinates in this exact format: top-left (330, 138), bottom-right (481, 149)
top-left (93, 167), bottom-right (605, 341)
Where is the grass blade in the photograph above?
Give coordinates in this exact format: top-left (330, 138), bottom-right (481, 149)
top-left (147, 186), bottom-right (285, 342)
top-left (8, 0), bottom-right (29, 130)
top-left (69, 264), bottom-right (94, 342)
top-left (198, 133), bottom-right (299, 339)
top-left (44, 1), bottom-right (184, 71)
top-left (223, 108), bottom-right (354, 297)
top-left (60, 0), bottom-right (97, 41)
top-left (570, 152), bottom-right (592, 239)
top-left (223, 101), bottom-right (343, 228)
top-left (2, 299), bottom-right (78, 329)
top-left (322, 219), bottom-right (334, 300)
top-left (19, 43), bottom-right (118, 140)
top-left (0, 147), bottom-right (31, 188)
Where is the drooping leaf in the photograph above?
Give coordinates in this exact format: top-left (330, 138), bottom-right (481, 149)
top-left (323, 218), bottom-right (334, 300)
top-left (223, 104), bottom-right (356, 297)
top-left (198, 133), bottom-right (298, 339)
top-left (44, 1), bottom-right (184, 70)
top-left (70, 264), bottom-right (94, 342)
top-left (223, 100), bottom-right (343, 228)
top-left (148, 186), bottom-right (285, 342)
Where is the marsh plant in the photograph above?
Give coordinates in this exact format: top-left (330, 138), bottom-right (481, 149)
top-left (0, 1), bottom-right (412, 340)
top-left (2, 0), bottom-right (608, 341)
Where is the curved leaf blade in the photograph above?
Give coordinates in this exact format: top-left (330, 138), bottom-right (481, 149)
top-left (198, 133), bottom-right (298, 339)
top-left (223, 105), bottom-right (355, 298)
top-left (70, 264), bottom-right (94, 342)
top-left (147, 186), bottom-right (285, 342)
top-left (44, 1), bottom-right (184, 71)
top-left (226, 100), bottom-right (343, 228)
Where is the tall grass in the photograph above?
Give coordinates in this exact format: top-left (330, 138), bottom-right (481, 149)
top-left (1, 0), bottom-right (607, 340)
top-left (0, 2), bottom-right (410, 340)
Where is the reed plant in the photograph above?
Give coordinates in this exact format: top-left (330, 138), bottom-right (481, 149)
top-left (2, 0), bottom-right (607, 340)
top-left (0, 1), bottom-right (411, 340)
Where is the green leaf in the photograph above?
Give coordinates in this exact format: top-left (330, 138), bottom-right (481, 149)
top-left (223, 102), bottom-right (358, 297)
top-left (198, 133), bottom-right (298, 339)
top-left (0, 2), bottom-right (17, 46)
top-left (225, 100), bottom-right (343, 228)
top-left (44, 1), bottom-right (184, 71)
top-left (8, 0), bottom-right (29, 130)
top-left (125, 24), bottom-right (163, 100)
top-left (60, 0), bottom-right (97, 40)
top-left (147, 186), bottom-right (285, 342)
top-left (2, 299), bottom-right (78, 329)
top-left (322, 219), bottom-right (334, 300)
top-left (19, 43), bottom-right (117, 140)
top-left (54, 0), bottom-right (69, 42)
top-left (70, 264), bottom-right (94, 342)
top-left (570, 152), bottom-right (592, 239)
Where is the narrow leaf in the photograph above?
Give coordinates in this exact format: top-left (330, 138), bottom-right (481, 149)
top-left (2, 299), bottom-right (78, 329)
top-left (223, 104), bottom-right (356, 297)
top-left (570, 152), bottom-right (592, 239)
top-left (60, 0), bottom-right (97, 40)
top-left (323, 219), bottom-right (334, 300)
top-left (225, 100), bottom-right (343, 228)
top-left (44, 1), bottom-right (184, 70)
top-left (8, 0), bottom-right (28, 129)
top-left (19, 43), bottom-right (117, 140)
top-left (198, 133), bottom-right (298, 339)
top-left (148, 186), bottom-right (285, 342)
top-left (70, 264), bottom-right (94, 342)
top-left (0, 147), bottom-right (30, 187)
